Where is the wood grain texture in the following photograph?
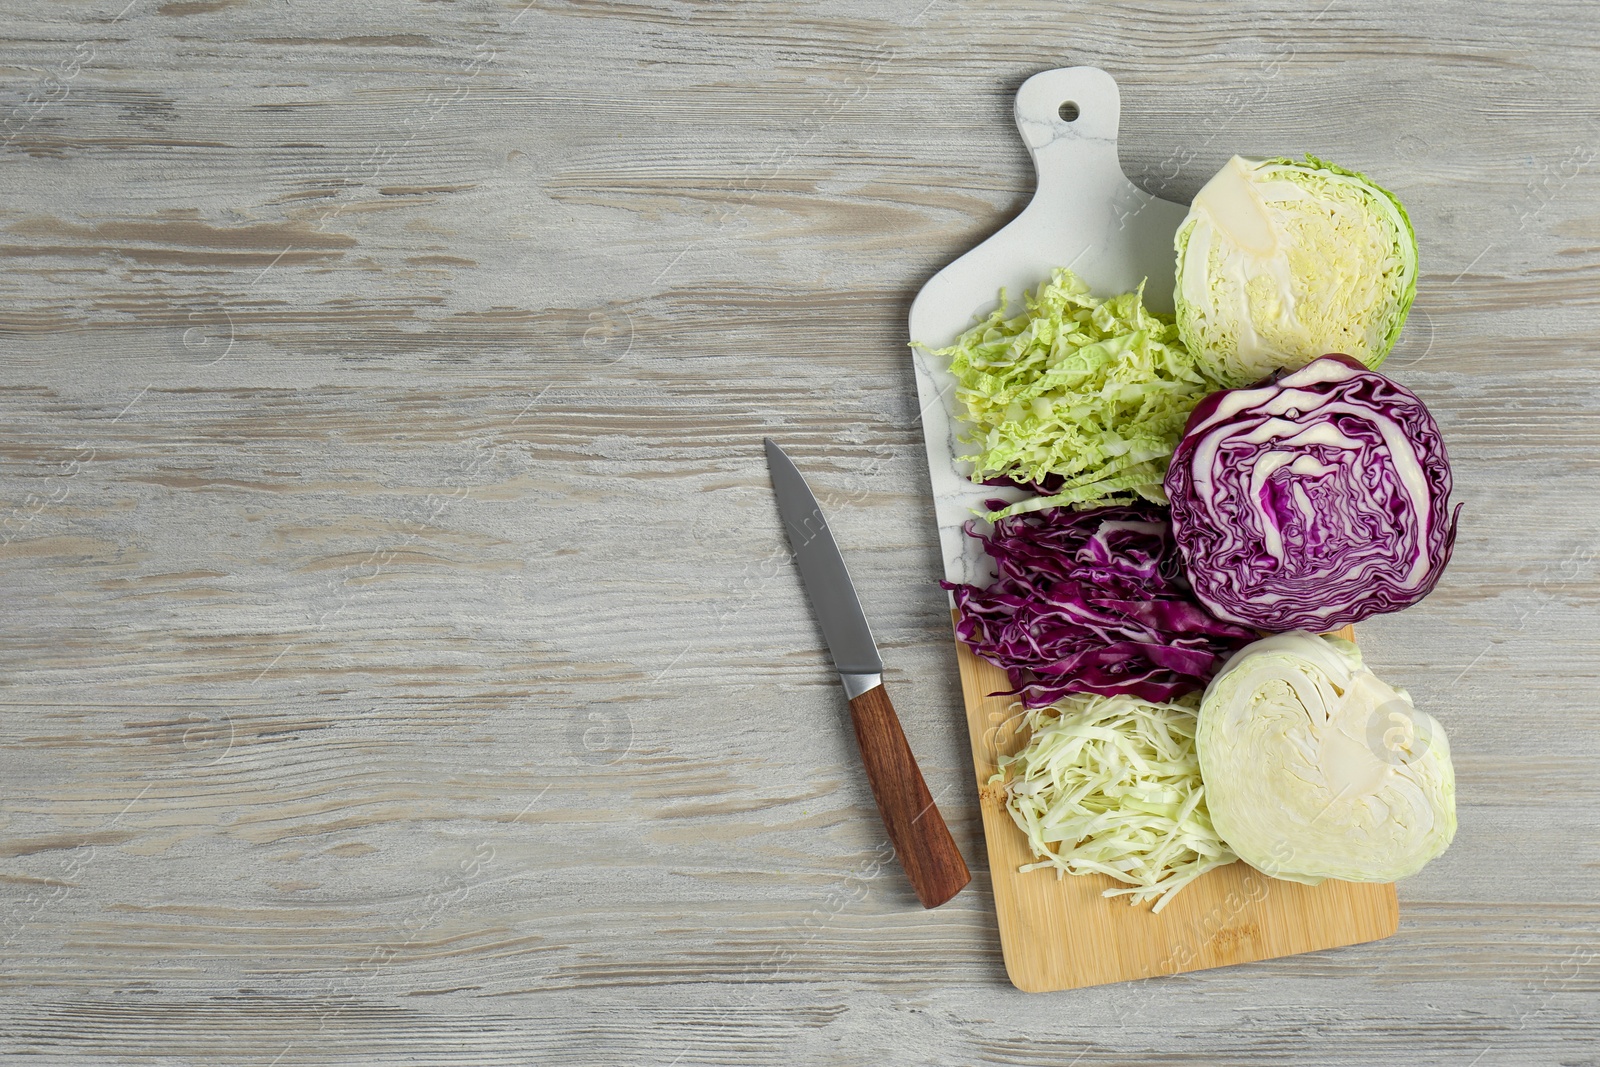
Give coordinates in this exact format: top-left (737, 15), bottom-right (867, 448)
top-left (956, 617), bottom-right (1398, 992)
top-left (1, 0), bottom-right (1598, 1063)
top-left (847, 683), bottom-right (970, 909)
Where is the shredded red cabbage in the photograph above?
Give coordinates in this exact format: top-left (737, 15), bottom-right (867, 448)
top-left (1165, 354), bottom-right (1460, 631)
top-left (943, 504), bottom-right (1258, 707)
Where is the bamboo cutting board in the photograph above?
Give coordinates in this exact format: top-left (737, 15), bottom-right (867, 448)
top-left (910, 67), bottom-right (1397, 992)
top-left (957, 617), bottom-right (1397, 992)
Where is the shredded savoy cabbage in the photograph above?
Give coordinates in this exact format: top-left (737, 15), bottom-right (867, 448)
top-left (922, 268), bottom-right (1222, 519)
top-left (994, 691), bottom-right (1236, 911)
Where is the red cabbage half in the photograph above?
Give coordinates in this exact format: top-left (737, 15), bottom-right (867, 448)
top-left (1165, 354), bottom-right (1460, 632)
top-left (943, 504), bottom-right (1257, 707)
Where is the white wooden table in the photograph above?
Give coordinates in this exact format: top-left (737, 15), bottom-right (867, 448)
top-left (2, 1), bottom-right (1596, 1063)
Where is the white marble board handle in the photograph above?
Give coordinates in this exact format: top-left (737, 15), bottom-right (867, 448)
top-left (907, 67), bottom-right (1189, 587)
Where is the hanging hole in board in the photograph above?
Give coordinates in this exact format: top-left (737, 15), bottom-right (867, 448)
top-left (1058, 100), bottom-right (1080, 122)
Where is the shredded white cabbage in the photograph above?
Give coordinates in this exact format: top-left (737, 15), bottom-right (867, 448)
top-left (993, 692), bottom-right (1236, 912)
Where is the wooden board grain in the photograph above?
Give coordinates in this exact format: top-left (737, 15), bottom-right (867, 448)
top-left (955, 616), bottom-right (1399, 991)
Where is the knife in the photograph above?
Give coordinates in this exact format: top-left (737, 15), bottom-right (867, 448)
top-left (763, 438), bottom-right (971, 909)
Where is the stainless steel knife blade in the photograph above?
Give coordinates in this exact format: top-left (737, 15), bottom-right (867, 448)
top-left (763, 438), bottom-right (883, 684)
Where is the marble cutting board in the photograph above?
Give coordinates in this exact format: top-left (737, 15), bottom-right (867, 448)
top-left (907, 66), bottom-right (1399, 993)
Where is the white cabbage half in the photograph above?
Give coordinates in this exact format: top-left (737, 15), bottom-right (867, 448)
top-left (1196, 632), bottom-right (1455, 884)
top-left (1174, 155), bottom-right (1418, 388)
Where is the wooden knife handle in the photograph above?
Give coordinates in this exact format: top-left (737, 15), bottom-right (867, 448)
top-left (846, 683), bottom-right (971, 909)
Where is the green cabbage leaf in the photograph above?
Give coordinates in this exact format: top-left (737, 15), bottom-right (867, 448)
top-left (922, 268), bottom-right (1221, 519)
top-left (1174, 155), bottom-right (1418, 388)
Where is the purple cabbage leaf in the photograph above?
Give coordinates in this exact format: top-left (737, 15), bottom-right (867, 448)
top-left (943, 503), bottom-right (1257, 707)
top-left (1164, 354), bottom-right (1460, 631)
